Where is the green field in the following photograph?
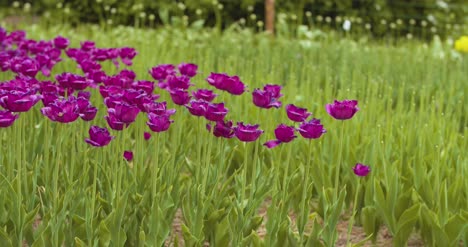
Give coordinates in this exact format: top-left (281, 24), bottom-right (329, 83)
top-left (0, 24), bottom-right (467, 246)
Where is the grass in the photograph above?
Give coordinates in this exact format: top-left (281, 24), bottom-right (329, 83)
top-left (0, 23), bottom-right (467, 246)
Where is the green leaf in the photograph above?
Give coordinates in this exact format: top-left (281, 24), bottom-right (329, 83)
top-left (394, 203), bottom-right (421, 246)
top-left (352, 233), bottom-right (373, 247)
top-left (374, 180), bottom-right (396, 233)
top-left (444, 213), bottom-right (468, 246)
top-left (0, 227), bottom-right (12, 247)
top-left (74, 237), bottom-right (86, 247)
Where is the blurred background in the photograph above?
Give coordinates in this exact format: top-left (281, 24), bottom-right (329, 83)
top-left (1, 0), bottom-right (467, 41)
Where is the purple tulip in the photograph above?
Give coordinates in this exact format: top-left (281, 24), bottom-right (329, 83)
top-left (119, 47), bottom-right (137, 66)
top-left (77, 97), bottom-right (97, 121)
top-left (178, 63), bottom-right (198, 77)
top-left (105, 113), bottom-right (126, 131)
top-left (143, 101), bottom-right (176, 115)
top-left (85, 125), bottom-right (114, 147)
top-left (53, 36), bottom-right (70, 49)
top-left (264, 84), bottom-right (283, 98)
top-left (264, 124), bottom-right (297, 148)
top-left (149, 64), bottom-right (176, 81)
top-left (297, 118), bottom-right (326, 139)
top-left (80, 41), bottom-right (96, 51)
top-left (107, 102), bottom-right (140, 124)
top-left (205, 102), bottom-right (228, 122)
top-left (167, 75), bottom-right (192, 90)
top-left (206, 73), bottom-right (246, 95)
top-left (169, 89), bottom-right (191, 105)
top-left (132, 80), bottom-right (154, 95)
top-left (0, 90), bottom-right (41, 112)
top-left (207, 120), bottom-right (235, 138)
top-left (147, 113), bottom-right (173, 132)
top-left (185, 100), bottom-right (208, 117)
top-left (353, 163), bottom-right (371, 177)
top-left (234, 122), bottom-right (264, 142)
top-left (56, 73), bottom-right (89, 90)
top-left (192, 89), bottom-right (217, 102)
top-left (123, 151), bottom-right (134, 161)
top-left (41, 97), bottom-right (80, 123)
top-left (326, 99), bottom-right (359, 120)
top-left (252, 84), bottom-right (283, 109)
top-left (144, 132), bottom-right (152, 140)
top-left (286, 104), bottom-right (311, 122)
top-left (0, 110), bottom-right (19, 128)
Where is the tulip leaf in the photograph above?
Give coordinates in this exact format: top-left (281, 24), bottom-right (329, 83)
top-left (445, 213), bottom-right (468, 246)
top-left (351, 233), bottom-right (373, 247)
top-left (0, 227), bottom-right (12, 247)
top-left (394, 203), bottom-right (420, 246)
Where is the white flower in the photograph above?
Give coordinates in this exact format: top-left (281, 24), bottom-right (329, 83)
top-left (342, 20), bottom-right (351, 31)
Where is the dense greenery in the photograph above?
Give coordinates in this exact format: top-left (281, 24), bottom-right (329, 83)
top-left (1, 0), bottom-right (467, 39)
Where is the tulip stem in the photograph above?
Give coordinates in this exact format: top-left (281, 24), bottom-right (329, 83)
top-left (334, 121), bottom-right (345, 200)
top-left (299, 140), bottom-right (313, 243)
top-left (346, 179), bottom-right (361, 246)
top-left (151, 133), bottom-right (160, 205)
top-left (15, 118), bottom-right (24, 247)
top-left (282, 144), bottom-right (293, 201)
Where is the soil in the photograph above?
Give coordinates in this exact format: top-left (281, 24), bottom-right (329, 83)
top-left (165, 202), bottom-right (426, 247)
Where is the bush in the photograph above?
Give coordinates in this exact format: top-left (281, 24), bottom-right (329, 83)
top-left (1, 0), bottom-right (466, 39)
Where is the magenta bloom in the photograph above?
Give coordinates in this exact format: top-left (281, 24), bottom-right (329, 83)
top-left (353, 163), bottom-right (371, 177)
top-left (252, 84), bottom-right (283, 109)
top-left (185, 100), bottom-right (208, 117)
top-left (143, 101), bottom-right (176, 115)
top-left (205, 102), bottom-right (228, 122)
top-left (107, 102), bottom-right (140, 124)
top-left (234, 122), bottom-right (264, 142)
top-left (326, 100), bottom-right (359, 120)
top-left (149, 64), bottom-right (175, 81)
top-left (192, 89), bottom-right (217, 102)
top-left (0, 110), bottom-right (19, 128)
top-left (76, 98), bottom-right (97, 121)
top-left (123, 151), bottom-right (134, 161)
top-left (206, 73), bottom-right (246, 95)
top-left (167, 75), bottom-right (192, 90)
top-left (264, 124), bottom-right (297, 148)
top-left (144, 132), bottom-right (152, 140)
top-left (56, 73), bottom-right (89, 90)
top-left (147, 113), bottom-right (173, 132)
top-left (178, 63), bottom-right (198, 77)
top-left (0, 90), bottom-right (41, 112)
top-left (286, 104), bottom-right (311, 122)
top-left (41, 97), bottom-right (80, 123)
top-left (85, 125), bottom-right (114, 147)
top-left (207, 120), bottom-right (235, 138)
top-left (170, 89), bottom-right (191, 105)
top-left (297, 118), bottom-right (326, 139)
top-left (119, 47), bottom-right (137, 66)
top-left (53, 36), bottom-right (70, 49)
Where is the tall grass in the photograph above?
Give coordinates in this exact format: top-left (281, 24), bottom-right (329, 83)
top-left (0, 24), bottom-right (467, 246)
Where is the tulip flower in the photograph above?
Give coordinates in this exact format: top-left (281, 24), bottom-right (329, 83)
top-left (0, 110), bottom-right (19, 128)
top-left (53, 36), bottom-right (70, 49)
top-left (178, 62), bottom-right (198, 77)
top-left (123, 151), bottom-right (134, 161)
top-left (234, 122), bottom-right (264, 142)
top-left (85, 125), bottom-right (114, 147)
top-left (147, 112), bottom-right (173, 132)
top-left (192, 89), bottom-right (217, 102)
top-left (326, 99), bottom-right (359, 120)
top-left (297, 118), bottom-right (326, 139)
top-left (286, 104), bottom-right (311, 122)
top-left (0, 90), bottom-right (41, 112)
top-left (41, 97), bottom-right (80, 123)
top-left (185, 100), bottom-right (208, 117)
top-left (264, 124), bottom-right (297, 148)
top-left (353, 163), bottom-right (371, 177)
top-left (207, 120), bottom-right (235, 138)
top-left (252, 84), bottom-right (283, 109)
top-left (144, 132), bottom-right (152, 140)
top-left (149, 64), bottom-right (176, 81)
top-left (205, 102), bottom-right (228, 122)
top-left (169, 89), bottom-right (191, 105)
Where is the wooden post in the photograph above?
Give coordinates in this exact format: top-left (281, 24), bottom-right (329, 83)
top-left (265, 0), bottom-right (275, 34)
